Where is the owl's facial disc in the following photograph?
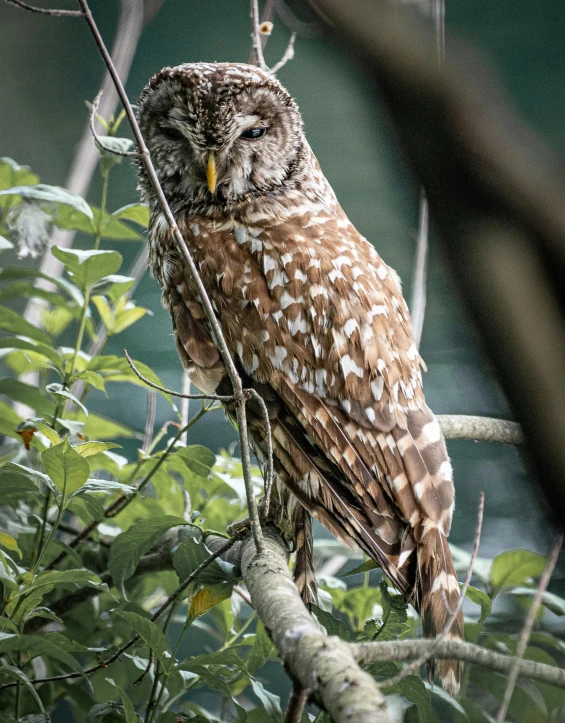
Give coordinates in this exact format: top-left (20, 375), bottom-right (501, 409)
top-left (137, 63), bottom-right (303, 208)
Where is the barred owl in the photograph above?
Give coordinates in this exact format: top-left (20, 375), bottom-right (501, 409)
top-left (137, 62), bottom-right (463, 694)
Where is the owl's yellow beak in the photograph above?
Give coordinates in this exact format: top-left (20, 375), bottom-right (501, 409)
top-left (206, 151), bottom-right (217, 194)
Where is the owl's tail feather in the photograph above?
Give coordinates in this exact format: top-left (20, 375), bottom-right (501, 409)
top-left (416, 525), bottom-right (464, 697)
top-left (293, 506), bottom-right (316, 606)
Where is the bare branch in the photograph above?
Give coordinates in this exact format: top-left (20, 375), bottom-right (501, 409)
top-left (352, 637), bottom-right (565, 690)
top-left (496, 534), bottom-right (563, 722)
top-left (239, 528), bottom-right (393, 723)
top-left (410, 190), bottom-right (428, 349)
top-left (141, 389), bottom-right (157, 453)
top-left (285, 683), bottom-right (309, 723)
top-left (123, 349), bottom-right (234, 402)
top-left (268, 32), bottom-right (297, 75)
top-left (89, 90), bottom-right (137, 156)
top-left (438, 414), bottom-right (524, 445)
top-left (5, 0), bottom-right (83, 15)
top-left (250, 0), bottom-right (268, 71)
top-left (246, 388), bottom-right (274, 519)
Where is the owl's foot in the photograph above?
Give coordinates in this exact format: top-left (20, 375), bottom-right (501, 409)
top-left (227, 500), bottom-right (269, 538)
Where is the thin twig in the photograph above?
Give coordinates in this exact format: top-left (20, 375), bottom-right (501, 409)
top-left (89, 90), bottom-right (137, 157)
top-left (246, 388), bottom-right (274, 518)
top-left (496, 534), bottom-right (563, 722)
top-left (285, 683), bottom-right (309, 723)
top-left (268, 32), bottom-right (297, 75)
top-left (410, 190), bottom-right (428, 349)
top-left (67, 0), bottom-right (263, 554)
top-left (0, 537), bottom-right (241, 690)
top-left (142, 390), bottom-right (157, 453)
top-left (250, 0), bottom-right (268, 71)
top-left (179, 371), bottom-right (191, 445)
top-left (124, 350), bottom-right (234, 402)
top-left (383, 492), bottom-right (484, 688)
top-left (5, 0), bottom-right (83, 15)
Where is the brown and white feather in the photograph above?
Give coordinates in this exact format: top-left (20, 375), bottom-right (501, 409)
top-left (137, 62), bottom-right (463, 695)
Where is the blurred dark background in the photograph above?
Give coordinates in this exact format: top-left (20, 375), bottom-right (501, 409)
top-left (1, 0), bottom-right (563, 565)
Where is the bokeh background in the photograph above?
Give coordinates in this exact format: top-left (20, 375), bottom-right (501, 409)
top-left (1, 0), bottom-right (563, 612)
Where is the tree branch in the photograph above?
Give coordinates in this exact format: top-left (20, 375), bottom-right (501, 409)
top-left (238, 528), bottom-right (393, 723)
top-left (438, 415), bottom-right (524, 446)
top-left (352, 638), bottom-right (565, 690)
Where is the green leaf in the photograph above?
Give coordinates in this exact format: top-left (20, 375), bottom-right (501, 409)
top-left (0, 307), bottom-right (53, 346)
top-left (112, 203), bottom-right (149, 227)
top-left (178, 445), bottom-right (217, 477)
top-left (86, 702), bottom-right (124, 723)
top-left (0, 533), bottom-right (21, 558)
top-left (0, 337), bottom-right (62, 368)
top-left (0, 379), bottom-right (55, 417)
top-left (490, 550), bottom-right (547, 596)
top-left (311, 604), bottom-right (350, 641)
top-left (0, 183), bottom-right (92, 218)
top-left (81, 412), bottom-right (139, 440)
top-left (53, 204), bottom-right (142, 240)
top-left (247, 621), bottom-right (274, 674)
top-left (112, 306), bottom-right (149, 334)
top-left (0, 471), bottom-right (41, 502)
top-left (465, 585), bottom-right (492, 623)
top-left (26, 417), bottom-right (62, 446)
top-left (375, 582), bottom-right (410, 641)
top-left (113, 610), bottom-right (168, 662)
top-left (75, 441), bottom-right (121, 457)
top-left (250, 679), bottom-right (282, 721)
top-left (0, 666), bottom-right (47, 717)
top-left (0, 280), bottom-right (66, 306)
top-left (387, 675), bottom-right (431, 722)
top-left (0, 158), bottom-right (39, 194)
top-left (25, 568), bottom-right (108, 594)
top-left (46, 382), bottom-right (89, 417)
top-left (0, 634), bottom-right (84, 675)
top-left (41, 438), bottom-right (91, 497)
top-left (188, 584), bottom-right (234, 622)
top-left (107, 680), bottom-right (140, 723)
top-left (510, 587), bottom-right (565, 616)
top-left (72, 478), bottom-right (135, 496)
top-left (340, 559), bottom-right (379, 578)
top-left (173, 538), bottom-right (237, 586)
top-left (92, 275), bottom-right (136, 302)
top-left (88, 355), bottom-right (173, 404)
top-left (51, 246), bottom-right (122, 292)
top-left (109, 515), bottom-right (188, 594)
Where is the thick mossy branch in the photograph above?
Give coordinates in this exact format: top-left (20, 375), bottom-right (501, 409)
top-left (238, 528), bottom-right (393, 723)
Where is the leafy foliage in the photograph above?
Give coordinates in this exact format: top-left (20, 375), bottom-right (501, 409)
top-left (1, 148), bottom-right (564, 723)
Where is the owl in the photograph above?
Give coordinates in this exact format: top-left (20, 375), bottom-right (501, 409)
top-left (137, 62), bottom-right (463, 695)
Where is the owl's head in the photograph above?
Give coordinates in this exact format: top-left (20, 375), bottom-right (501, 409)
top-left (137, 62), bottom-right (304, 211)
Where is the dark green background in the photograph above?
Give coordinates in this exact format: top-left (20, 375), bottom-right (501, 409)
top-left (1, 0), bottom-right (563, 573)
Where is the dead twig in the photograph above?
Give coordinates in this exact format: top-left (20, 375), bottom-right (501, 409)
top-left (268, 32), bottom-right (297, 75)
top-left (6, 0), bottom-right (83, 15)
top-left (496, 534), bottom-right (563, 722)
top-left (89, 90), bottom-right (137, 157)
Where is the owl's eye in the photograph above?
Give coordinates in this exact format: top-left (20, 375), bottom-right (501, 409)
top-left (240, 127), bottom-right (267, 140)
top-left (162, 126), bottom-right (185, 141)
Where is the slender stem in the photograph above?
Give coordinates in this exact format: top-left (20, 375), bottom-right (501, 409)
top-left (92, 167), bottom-right (109, 251)
top-left (32, 498), bottom-right (64, 573)
top-left (73, 0), bottom-right (263, 554)
top-left (496, 534), bottom-right (563, 722)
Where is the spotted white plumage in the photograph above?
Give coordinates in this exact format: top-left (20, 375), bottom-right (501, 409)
top-left (137, 62), bottom-right (463, 694)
